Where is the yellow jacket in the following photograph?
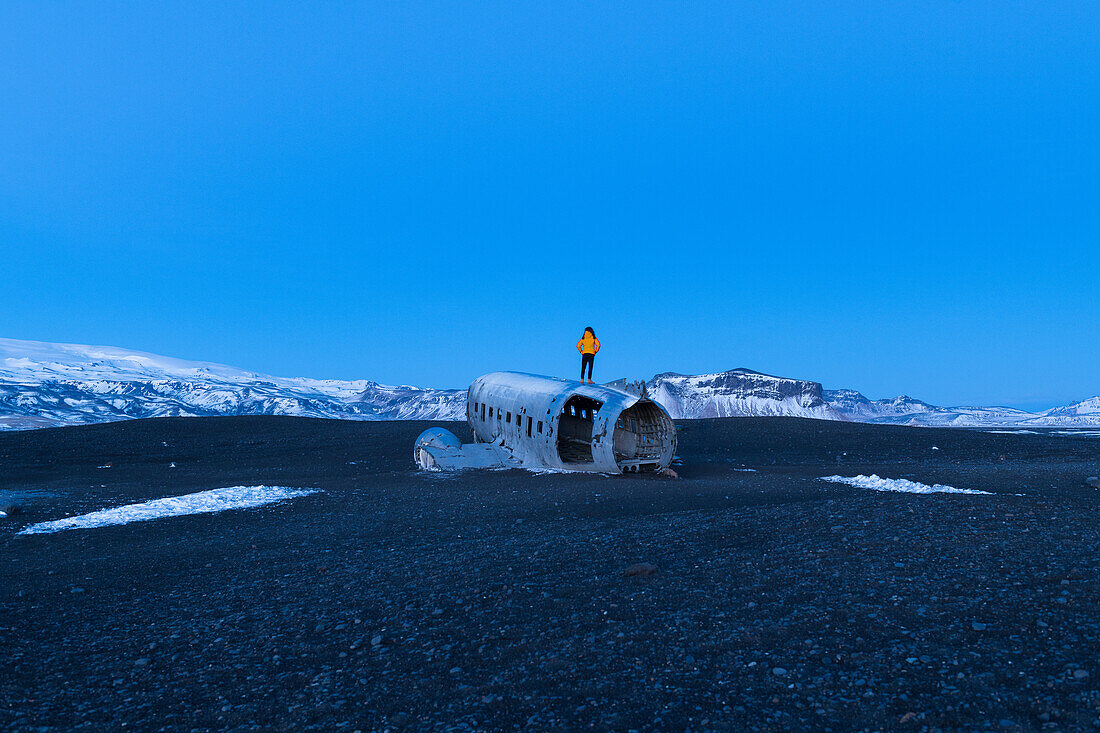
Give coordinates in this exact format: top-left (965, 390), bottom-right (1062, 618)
top-left (576, 334), bottom-right (601, 355)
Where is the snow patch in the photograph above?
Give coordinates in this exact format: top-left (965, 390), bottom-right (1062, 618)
top-left (17, 486), bottom-right (319, 535)
top-left (819, 474), bottom-right (991, 495)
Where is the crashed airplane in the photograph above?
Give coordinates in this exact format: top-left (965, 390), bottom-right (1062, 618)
top-left (414, 372), bottom-right (677, 474)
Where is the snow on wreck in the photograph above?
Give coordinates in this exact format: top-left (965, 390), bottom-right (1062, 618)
top-left (414, 372), bottom-right (677, 474)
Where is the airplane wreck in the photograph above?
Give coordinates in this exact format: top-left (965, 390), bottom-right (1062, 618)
top-left (414, 372), bottom-right (678, 474)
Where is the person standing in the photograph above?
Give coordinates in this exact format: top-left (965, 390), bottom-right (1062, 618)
top-left (576, 326), bottom-right (600, 384)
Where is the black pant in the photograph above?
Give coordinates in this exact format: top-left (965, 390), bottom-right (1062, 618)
top-left (580, 353), bottom-right (594, 381)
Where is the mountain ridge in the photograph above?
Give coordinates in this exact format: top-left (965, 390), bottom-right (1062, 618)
top-left (1, 338), bottom-right (1096, 430)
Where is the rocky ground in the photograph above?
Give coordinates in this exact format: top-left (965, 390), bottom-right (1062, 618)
top-left (1, 416), bottom-right (1098, 732)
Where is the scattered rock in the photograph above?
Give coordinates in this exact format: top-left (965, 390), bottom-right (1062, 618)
top-left (6, 415), bottom-right (1100, 731)
top-left (1086, 476), bottom-right (1099, 488)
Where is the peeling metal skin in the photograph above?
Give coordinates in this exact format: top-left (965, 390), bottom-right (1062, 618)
top-left (414, 372), bottom-right (677, 474)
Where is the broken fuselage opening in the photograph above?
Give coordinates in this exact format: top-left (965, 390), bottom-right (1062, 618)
top-left (556, 395), bottom-right (603, 465)
top-left (613, 400), bottom-right (676, 472)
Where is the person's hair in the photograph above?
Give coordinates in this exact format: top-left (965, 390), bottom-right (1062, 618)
top-left (584, 326), bottom-right (595, 339)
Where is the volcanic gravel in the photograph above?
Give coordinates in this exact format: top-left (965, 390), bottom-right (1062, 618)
top-left (1, 416), bottom-right (1099, 732)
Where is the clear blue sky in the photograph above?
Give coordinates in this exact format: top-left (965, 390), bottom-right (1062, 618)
top-left (2, 2), bottom-right (1097, 409)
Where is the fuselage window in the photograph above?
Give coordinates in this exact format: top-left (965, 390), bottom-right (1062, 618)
top-left (527, 416), bottom-right (532, 437)
top-left (481, 404), bottom-right (486, 420)
top-left (489, 407), bottom-right (493, 418)
top-left (506, 412), bottom-right (511, 423)
top-left (537, 421), bottom-right (543, 434)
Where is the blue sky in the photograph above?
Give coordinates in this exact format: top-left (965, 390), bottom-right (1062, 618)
top-left (1, 2), bottom-right (1097, 409)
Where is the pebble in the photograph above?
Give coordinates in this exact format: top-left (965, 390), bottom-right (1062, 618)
top-left (624, 563), bottom-right (659, 577)
top-left (8, 418), bottom-right (1100, 732)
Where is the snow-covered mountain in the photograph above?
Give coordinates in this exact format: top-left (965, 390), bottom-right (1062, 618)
top-left (820, 389), bottom-right (1037, 427)
top-left (1025, 396), bottom-right (1100, 427)
top-left (0, 338), bottom-right (466, 430)
top-left (646, 369), bottom-right (1097, 427)
top-left (1, 338), bottom-right (1097, 430)
top-left (647, 369), bottom-right (844, 420)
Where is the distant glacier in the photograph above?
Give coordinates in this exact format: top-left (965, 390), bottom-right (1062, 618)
top-left (1, 338), bottom-right (1097, 430)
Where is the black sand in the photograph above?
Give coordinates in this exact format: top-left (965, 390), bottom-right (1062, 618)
top-left (2, 416), bottom-right (1098, 732)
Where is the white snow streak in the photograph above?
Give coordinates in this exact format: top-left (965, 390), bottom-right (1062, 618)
top-left (17, 486), bottom-right (319, 535)
top-left (819, 474), bottom-right (991, 495)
